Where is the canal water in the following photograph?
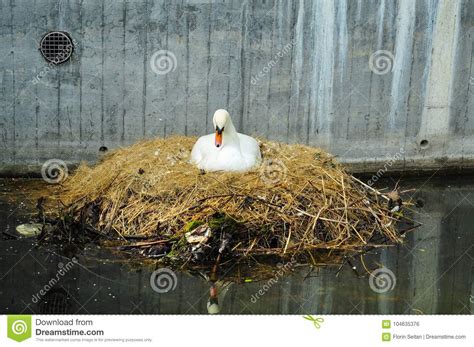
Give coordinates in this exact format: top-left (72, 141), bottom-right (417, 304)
top-left (0, 176), bottom-right (473, 314)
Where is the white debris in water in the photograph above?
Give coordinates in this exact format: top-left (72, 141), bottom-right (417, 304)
top-left (16, 223), bottom-right (42, 237)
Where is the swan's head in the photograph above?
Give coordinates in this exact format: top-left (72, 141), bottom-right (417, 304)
top-left (212, 109), bottom-right (230, 148)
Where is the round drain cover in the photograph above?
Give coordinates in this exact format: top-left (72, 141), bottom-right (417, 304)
top-left (39, 31), bottom-right (74, 64)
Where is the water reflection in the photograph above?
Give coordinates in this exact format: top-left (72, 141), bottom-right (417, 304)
top-left (0, 176), bottom-right (473, 314)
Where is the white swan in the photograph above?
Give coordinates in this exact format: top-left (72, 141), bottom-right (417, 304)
top-left (190, 109), bottom-right (261, 172)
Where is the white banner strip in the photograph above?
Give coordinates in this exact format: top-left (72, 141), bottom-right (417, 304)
top-left (1, 315), bottom-right (472, 346)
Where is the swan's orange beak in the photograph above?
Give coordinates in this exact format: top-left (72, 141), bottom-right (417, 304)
top-left (215, 131), bottom-right (222, 148)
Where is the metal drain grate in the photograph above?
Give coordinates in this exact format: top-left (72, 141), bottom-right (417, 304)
top-left (39, 31), bottom-right (74, 64)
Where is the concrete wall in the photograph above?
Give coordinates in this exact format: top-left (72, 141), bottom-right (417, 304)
top-left (0, 0), bottom-right (473, 175)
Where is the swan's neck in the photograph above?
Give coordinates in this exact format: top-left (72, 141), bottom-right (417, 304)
top-left (223, 121), bottom-right (239, 145)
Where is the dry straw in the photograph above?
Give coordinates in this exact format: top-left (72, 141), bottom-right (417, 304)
top-left (58, 136), bottom-right (408, 262)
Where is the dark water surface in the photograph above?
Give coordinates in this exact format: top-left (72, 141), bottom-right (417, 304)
top-left (0, 176), bottom-right (473, 314)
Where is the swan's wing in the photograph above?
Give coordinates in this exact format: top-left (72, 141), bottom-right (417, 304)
top-left (190, 134), bottom-right (214, 164)
top-left (238, 134), bottom-right (262, 160)
top-left (190, 140), bottom-right (202, 164)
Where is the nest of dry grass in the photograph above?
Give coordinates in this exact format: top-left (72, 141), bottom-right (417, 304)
top-left (55, 136), bottom-right (409, 264)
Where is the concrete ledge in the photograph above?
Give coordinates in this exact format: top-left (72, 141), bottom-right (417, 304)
top-left (2, 157), bottom-right (474, 179)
